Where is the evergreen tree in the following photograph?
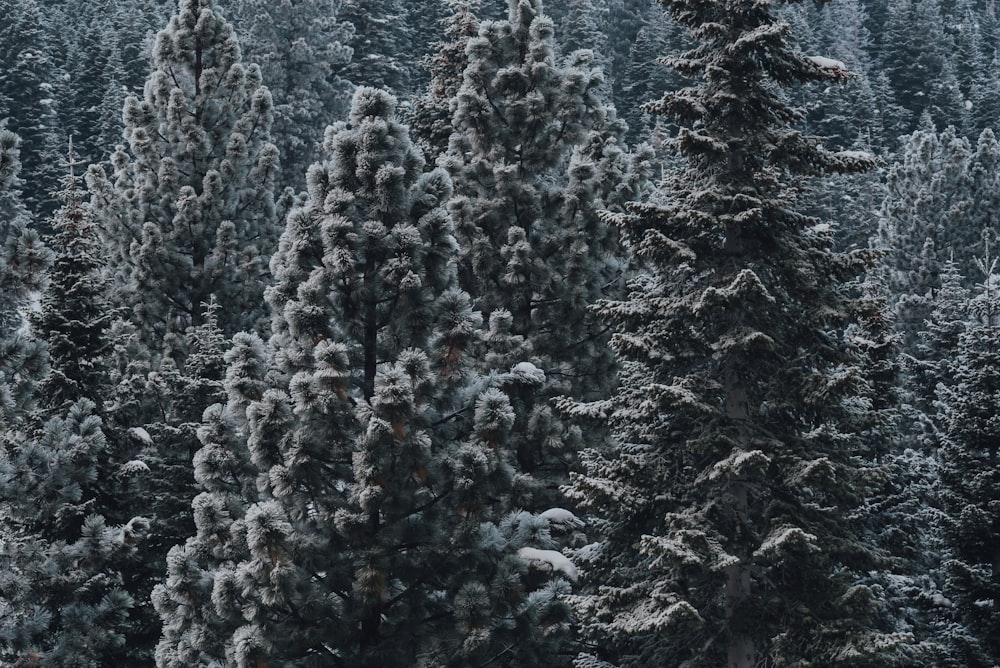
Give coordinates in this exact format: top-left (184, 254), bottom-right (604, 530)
top-left (565, 1), bottom-right (908, 665)
top-left (0, 129), bottom-right (51, 424)
top-left (0, 399), bottom-right (149, 667)
top-left (87, 0), bottom-right (280, 357)
top-left (340, 0), bottom-right (411, 93)
top-left (155, 87), bottom-right (575, 667)
top-left (877, 124), bottom-right (976, 345)
top-left (936, 242), bottom-right (1000, 666)
top-left (409, 0), bottom-right (482, 159)
top-left (0, 0), bottom-right (63, 218)
top-left (232, 0), bottom-right (354, 195)
top-left (30, 143), bottom-right (116, 412)
top-left (445, 0), bottom-right (653, 506)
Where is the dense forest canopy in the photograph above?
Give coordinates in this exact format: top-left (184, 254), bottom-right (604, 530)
top-left (2, 0), bottom-right (1000, 666)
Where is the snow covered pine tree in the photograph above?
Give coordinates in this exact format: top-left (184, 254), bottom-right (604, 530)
top-left (154, 87), bottom-right (576, 668)
top-left (565, 1), bottom-right (912, 666)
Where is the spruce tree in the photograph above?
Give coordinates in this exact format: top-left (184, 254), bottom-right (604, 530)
top-left (565, 1), bottom-right (908, 665)
top-left (154, 87), bottom-right (575, 667)
top-left (936, 243), bottom-right (1000, 667)
top-left (0, 0), bottom-right (63, 218)
top-left (340, 0), bottom-right (411, 93)
top-left (87, 0), bottom-right (280, 356)
top-left (30, 143), bottom-right (116, 412)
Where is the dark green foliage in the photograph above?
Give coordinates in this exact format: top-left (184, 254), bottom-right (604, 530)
top-left (446, 0), bottom-right (653, 507)
top-left (31, 146), bottom-right (116, 412)
top-left (155, 87), bottom-right (575, 667)
top-left (0, 399), bottom-right (149, 667)
top-left (565, 0), bottom-right (907, 665)
top-left (232, 0), bottom-right (354, 195)
top-left (0, 0), bottom-right (63, 218)
top-left (87, 0), bottom-right (280, 354)
top-left (936, 252), bottom-right (1000, 666)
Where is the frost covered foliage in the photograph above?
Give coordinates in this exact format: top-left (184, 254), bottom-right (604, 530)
top-left (408, 0), bottom-right (482, 158)
top-left (935, 253), bottom-right (1000, 667)
top-left (876, 125), bottom-right (1000, 345)
top-left (31, 148), bottom-right (117, 413)
top-left (444, 0), bottom-right (653, 505)
top-left (87, 0), bottom-right (279, 357)
top-left (0, 399), bottom-right (149, 667)
top-left (339, 0), bottom-right (411, 93)
top-left (154, 87), bottom-right (573, 667)
top-left (564, 1), bottom-right (910, 666)
top-left (232, 0), bottom-right (354, 194)
top-left (0, 129), bottom-right (51, 424)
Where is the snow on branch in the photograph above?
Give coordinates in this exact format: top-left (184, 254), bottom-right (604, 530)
top-left (808, 55), bottom-right (846, 71)
top-left (518, 547), bottom-right (579, 582)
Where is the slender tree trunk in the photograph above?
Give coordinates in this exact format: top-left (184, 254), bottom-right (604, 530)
top-left (725, 364), bottom-right (755, 668)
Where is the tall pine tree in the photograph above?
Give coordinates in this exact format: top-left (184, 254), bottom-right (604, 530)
top-left (566, 1), bottom-right (908, 665)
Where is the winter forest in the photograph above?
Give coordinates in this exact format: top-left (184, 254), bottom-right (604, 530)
top-left (5, 0), bottom-right (1000, 665)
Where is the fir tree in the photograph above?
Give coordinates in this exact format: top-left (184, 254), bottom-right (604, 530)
top-left (340, 0), bottom-right (411, 93)
top-left (936, 241), bottom-right (1000, 667)
top-left (0, 129), bottom-right (51, 424)
top-left (565, 1), bottom-right (908, 665)
top-left (31, 142), bottom-right (116, 412)
top-left (0, 0), bottom-right (64, 218)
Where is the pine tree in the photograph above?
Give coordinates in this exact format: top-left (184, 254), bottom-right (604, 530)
top-left (565, 1), bottom-right (909, 665)
top-left (445, 0), bottom-right (653, 506)
top-left (409, 0), bottom-right (482, 159)
top-left (233, 0), bottom-right (354, 195)
top-left (155, 86), bottom-right (575, 667)
top-left (87, 0), bottom-right (280, 357)
top-left (0, 399), bottom-right (149, 667)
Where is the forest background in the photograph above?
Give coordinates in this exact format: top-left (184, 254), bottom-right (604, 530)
top-left (2, 0), bottom-right (1000, 666)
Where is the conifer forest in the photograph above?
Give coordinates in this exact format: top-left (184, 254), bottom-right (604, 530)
top-left (7, 0), bottom-right (1000, 665)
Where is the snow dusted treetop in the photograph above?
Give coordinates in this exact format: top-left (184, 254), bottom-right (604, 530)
top-left (566, 0), bottom-right (904, 666)
top-left (87, 0), bottom-right (279, 357)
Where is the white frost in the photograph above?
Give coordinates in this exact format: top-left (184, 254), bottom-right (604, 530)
top-left (539, 507), bottom-right (585, 528)
top-left (518, 546), bottom-right (579, 582)
top-left (808, 55), bottom-right (847, 70)
top-left (128, 427), bottom-right (154, 445)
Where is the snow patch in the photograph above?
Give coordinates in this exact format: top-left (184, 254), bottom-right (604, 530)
top-left (509, 361), bottom-right (545, 384)
top-left (120, 459), bottom-right (150, 476)
top-left (808, 55), bottom-right (846, 70)
top-left (539, 508), bottom-right (584, 528)
top-left (128, 427), bottom-right (154, 445)
top-left (518, 547), bottom-right (579, 582)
